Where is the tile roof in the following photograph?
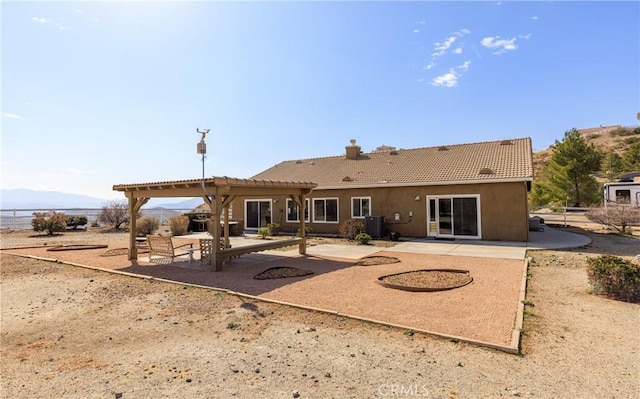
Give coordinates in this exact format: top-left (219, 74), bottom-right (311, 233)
top-left (251, 138), bottom-right (534, 188)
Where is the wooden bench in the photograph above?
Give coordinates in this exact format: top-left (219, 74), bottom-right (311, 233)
top-left (146, 235), bottom-right (194, 262)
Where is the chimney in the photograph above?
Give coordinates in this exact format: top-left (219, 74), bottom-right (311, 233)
top-left (345, 139), bottom-right (361, 160)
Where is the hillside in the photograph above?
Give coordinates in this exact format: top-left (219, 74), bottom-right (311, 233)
top-left (532, 125), bottom-right (639, 179)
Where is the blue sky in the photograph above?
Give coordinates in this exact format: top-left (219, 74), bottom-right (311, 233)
top-left (2, 1), bottom-right (639, 201)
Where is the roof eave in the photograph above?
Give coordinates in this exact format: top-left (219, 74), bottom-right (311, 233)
top-left (316, 177), bottom-right (533, 190)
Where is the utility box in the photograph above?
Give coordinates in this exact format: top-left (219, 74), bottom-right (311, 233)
top-left (365, 215), bottom-right (385, 238)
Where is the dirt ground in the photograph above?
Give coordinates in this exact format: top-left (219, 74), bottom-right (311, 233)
top-left (1, 228), bottom-right (639, 398)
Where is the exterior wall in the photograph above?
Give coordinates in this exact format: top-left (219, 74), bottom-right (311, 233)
top-left (232, 181), bottom-right (530, 241)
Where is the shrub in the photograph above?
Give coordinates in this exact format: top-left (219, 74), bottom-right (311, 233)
top-left (586, 203), bottom-right (640, 234)
top-left (98, 200), bottom-right (132, 230)
top-left (136, 216), bottom-right (159, 236)
top-left (296, 226), bottom-right (313, 237)
top-left (586, 255), bottom-right (640, 303)
top-left (257, 227), bottom-right (270, 239)
top-left (65, 215), bottom-right (88, 229)
top-left (266, 222), bottom-right (281, 236)
top-left (168, 215), bottom-right (189, 236)
top-left (339, 219), bottom-right (365, 240)
top-left (355, 232), bottom-right (372, 245)
top-left (32, 211), bottom-right (67, 235)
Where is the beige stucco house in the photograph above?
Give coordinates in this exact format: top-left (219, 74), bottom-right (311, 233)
top-left (233, 137), bottom-right (534, 242)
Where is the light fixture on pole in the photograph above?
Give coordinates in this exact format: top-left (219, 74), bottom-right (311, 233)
top-left (197, 128), bottom-right (210, 194)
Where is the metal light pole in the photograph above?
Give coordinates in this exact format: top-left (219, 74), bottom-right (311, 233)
top-left (196, 128), bottom-right (210, 193)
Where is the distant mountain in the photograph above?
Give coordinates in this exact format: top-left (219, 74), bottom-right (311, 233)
top-left (0, 189), bottom-right (108, 209)
top-left (0, 189), bottom-right (204, 210)
top-left (147, 197), bottom-right (204, 210)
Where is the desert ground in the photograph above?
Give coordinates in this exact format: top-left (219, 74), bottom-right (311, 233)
top-left (1, 227), bottom-right (639, 398)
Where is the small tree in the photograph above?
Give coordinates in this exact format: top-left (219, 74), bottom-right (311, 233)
top-left (168, 215), bottom-right (189, 236)
top-left (339, 219), bottom-right (365, 240)
top-left (98, 200), bottom-right (131, 230)
top-left (136, 216), bottom-right (159, 236)
top-left (32, 211), bottom-right (67, 235)
top-left (586, 201), bottom-right (640, 234)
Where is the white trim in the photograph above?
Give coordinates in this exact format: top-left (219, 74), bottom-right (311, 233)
top-left (426, 194), bottom-right (482, 239)
top-left (285, 198), bottom-right (310, 223)
top-left (350, 196), bottom-right (372, 219)
top-left (312, 197), bottom-right (340, 224)
top-left (244, 199), bottom-right (273, 230)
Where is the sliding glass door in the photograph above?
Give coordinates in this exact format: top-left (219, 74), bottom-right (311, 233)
top-left (428, 195), bottom-right (480, 239)
top-left (245, 200), bottom-right (272, 230)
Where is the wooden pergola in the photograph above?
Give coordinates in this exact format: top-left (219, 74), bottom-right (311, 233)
top-left (113, 176), bottom-right (317, 271)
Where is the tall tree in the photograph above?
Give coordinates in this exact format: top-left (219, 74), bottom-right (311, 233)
top-left (622, 142), bottom-right (640, 172)
top-left (531, 128), bottom-right (603, 207)
top-left (601, 150), bottom-right (624, 181)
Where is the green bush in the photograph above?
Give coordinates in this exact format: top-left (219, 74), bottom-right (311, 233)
top-left (586, 255), bottom-right (640, 303)
top-left (296, 226), bottom-right (313, 237)
top-left (32, 211), bottom-right (67, 235)
top-left (136, 216), bottom-right (159, 236)
top-left (355, 232), bottom-right (372, 245)
top-left (168, 215), bottom-right (189, 236)
top-left (339, 219), bottom-right (365, 240)
top-left (257, 227), bottom-right (270, 239)
top-left (266, 222), bottom-right (281, 236)
top-left (65, 215), bottom-right (88, 229)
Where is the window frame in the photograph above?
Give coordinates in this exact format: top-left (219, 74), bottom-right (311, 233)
top-left (312, 198), bottom-right (339, 223)
top-left (351, 196), bottom-right (372, 219)
top-left (285, 198), bottom-right (310, 223)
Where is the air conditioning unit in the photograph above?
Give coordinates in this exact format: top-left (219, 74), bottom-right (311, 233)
top-left (365, 215), bottom-right (385, 238)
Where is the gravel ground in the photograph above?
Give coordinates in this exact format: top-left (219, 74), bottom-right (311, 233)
top-left (1, 228), bottom-right (639, 398)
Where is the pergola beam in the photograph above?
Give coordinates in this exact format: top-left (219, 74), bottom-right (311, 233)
top-left (113, 176), bottom-right (317, 270)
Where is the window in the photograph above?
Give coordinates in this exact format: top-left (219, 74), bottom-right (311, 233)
top-left (313, 198), bottom-right (339, 223)
top-left (427, 195), bottom-right (481, 239)
top-left (615, 190), bottom-right (631, 204)
top-left (351, 197), bottom-right (371, 218)
top-left (286, 199), bottom-right (310, 222)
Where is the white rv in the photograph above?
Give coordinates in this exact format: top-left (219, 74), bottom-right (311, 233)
top-left (604, 181), bottom-right (640, 207)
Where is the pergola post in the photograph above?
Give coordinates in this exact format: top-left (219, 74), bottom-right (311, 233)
top-left (296, 193), bottom-right (307, 255)
top-left (127, 195), bottom-right (149, 260)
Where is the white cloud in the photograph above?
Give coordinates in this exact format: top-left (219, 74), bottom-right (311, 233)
top-left (31, 17), bottom-right (49, 24)
top-left (519, 33), bottom-right (532, 40)
top-left (457, 28), bottom-right (471, 36)
top-left (453, 47), bottom-right (463, 54)
top-left (481, 36), bottom-right (518, 55)
top-left (1, 113), bottom-right (25, 120)
top-left (424, 62), bottom-right (436, 70)
top-left (413, 29), bottom-right (420, 33)
top-left (429, 70), bottom-right (459, 88)
top-left (456, 60), bottom-right (471, 72)
top-left (532, 16), bottom-right (539, 20)
top-left (432, 36), bottom-right (457, 57)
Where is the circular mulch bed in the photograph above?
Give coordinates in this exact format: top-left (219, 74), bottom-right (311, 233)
top-left (356, 256), bottom-right (401, 266)
top-left (377, 269), bottom-right (473, 292)
top-left (254, 267), bottom-right (314, 280)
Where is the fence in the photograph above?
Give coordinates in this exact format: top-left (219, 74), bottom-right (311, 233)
top-left (0, 208), bottom-right (194, 231)
top-left (528, 205), bottom-right (597, 228)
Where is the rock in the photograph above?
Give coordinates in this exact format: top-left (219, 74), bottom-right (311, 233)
top-left (292, 390), bottom-right (300, 398)
top-left (456, 361), bottom-right (463, 367)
